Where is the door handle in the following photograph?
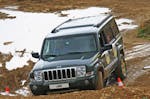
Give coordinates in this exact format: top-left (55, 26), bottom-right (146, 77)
top-left (116, 43), bottom-right (119, 46)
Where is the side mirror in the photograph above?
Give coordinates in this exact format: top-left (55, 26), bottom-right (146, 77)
top-left (104, 44), bottom-right (112, 50)
top-left (31, 52), bottom-right (39, 58)
top-left (101, 44), bottom-right (112, 52)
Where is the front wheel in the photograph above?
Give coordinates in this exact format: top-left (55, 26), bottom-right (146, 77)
top-left (30, 88), bottom-right (47, 96)
top-left (115, 55), bottom-right (127, 80)
top-left (95, 71), bottom-right (104, 90)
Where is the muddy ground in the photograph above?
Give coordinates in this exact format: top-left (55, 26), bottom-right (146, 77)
top-left (0, 0), bottom-right (150, 98)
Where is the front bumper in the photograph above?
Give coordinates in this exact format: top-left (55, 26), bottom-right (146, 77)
top-left (29, 75), bottom-right (96, 93)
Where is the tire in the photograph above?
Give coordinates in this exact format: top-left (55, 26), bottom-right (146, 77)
top-left (95, 71), bottom-right (104, 90)
top-left (115, 54), bottom-right (127, 80)
top-left (30, 88), bottom-right (47, 96)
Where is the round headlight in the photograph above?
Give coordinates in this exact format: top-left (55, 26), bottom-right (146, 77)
top-left (34, 71), bottom-right (43, 81)
top-left (76, 66), bottom-right (86, 77)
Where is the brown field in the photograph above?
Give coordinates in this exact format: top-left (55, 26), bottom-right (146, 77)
top-left (0, 0), bottom-right (150, 98)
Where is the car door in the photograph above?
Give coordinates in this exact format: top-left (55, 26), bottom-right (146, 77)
top-left (99, 23), bottom-right (116, 76)
top-left (110, 19), bottom-right (124, 57)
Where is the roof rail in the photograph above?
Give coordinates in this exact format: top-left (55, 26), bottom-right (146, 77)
top-left (51, 14), bottom-right (112, 33)
top-left (94, 14), bottom-right (112, 27)
top-left (58, 24), bottom-right (94, 31)
top-left (51, 19), bottom-right (72, 33)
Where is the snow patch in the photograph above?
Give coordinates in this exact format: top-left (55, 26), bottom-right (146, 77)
top-left (0, 87), bottom-right (30, 97)
top-left (118, 24), bottom-right (138, 31)
top-left (0, 92), bottom-right (16, 96)
top-left (144, 66), bottom-right (150, 69)
top-left (4, 6), bottom-right (19, 10)
top-left (0, 43), bottom-right (16, 54)
top-left (125, 43), bottom-right (150, 60)
top-left (0, 7), bottom-right (138, 70)
top-left (21, 80), bottom-right (26, 86)
top-left (116, 18), bottom-right (133, 24)
top-left (15, 87), bottom-right (30, 96)
top-left (116, 18), bottom-right (138, 31)
top-left (6, 54), bottom-right (29, 70)
top-left (61, 7), bottom-right (111, 18)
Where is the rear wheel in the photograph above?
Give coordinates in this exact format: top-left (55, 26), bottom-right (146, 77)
top-left (96, 71), bottom-right (104, 90)
top-left (115, 55), bottom-right (127, 80)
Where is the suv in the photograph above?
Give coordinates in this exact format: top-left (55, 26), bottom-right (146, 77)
top-left (29, 14), bottom-right (127, 95)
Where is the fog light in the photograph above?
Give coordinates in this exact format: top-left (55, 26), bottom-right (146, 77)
top-left (32, 85), bottom-right (37, 90)
top-left (86, 71), bottom-right (94, 76)
top-left (85, 80), bottom-right (89, 85)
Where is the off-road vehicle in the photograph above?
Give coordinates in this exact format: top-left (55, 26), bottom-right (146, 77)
top-left (29, 14), bottom-right (127, 95)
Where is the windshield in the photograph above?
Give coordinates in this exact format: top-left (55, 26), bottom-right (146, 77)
top-left (41, 34), bottom-right (97, 60)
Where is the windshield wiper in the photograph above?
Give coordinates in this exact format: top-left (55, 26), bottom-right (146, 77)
top-left (65, 51), bottom-right (96, 55)
top-left (43, 51), bottom-right (96, 58)
top-left (43, 54), bottom-right (58, 58)
top-left (65, 52), bottom-right (83, 54)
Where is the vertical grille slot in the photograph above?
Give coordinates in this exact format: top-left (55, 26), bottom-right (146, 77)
top-left (67, 69), bottom-right (71, 78)
top-left (53, 70), bottom-right (57, 79)
top-left (62, 69), bottom-right (66, 78)
top-left (58, 70), bottom-right (61, 79)
top-left (71, 68), bottom-right (75, 77)
top-left (49, 71), bottom-right (52, 80)
top-left (44, 67), bottom-right (76, 81)
top-left (44, 72), bottom-right (48, 80)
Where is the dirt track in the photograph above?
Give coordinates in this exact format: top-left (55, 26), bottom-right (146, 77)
top-left (0, 0), bottom-right (150, 98)
top-left (0, 87), bottom-right (150, 99)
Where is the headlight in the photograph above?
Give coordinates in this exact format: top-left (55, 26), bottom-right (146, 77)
top-left (76, 66), bottom-right (86, 77)
top-left (34, 71), bottom-right (43, 81)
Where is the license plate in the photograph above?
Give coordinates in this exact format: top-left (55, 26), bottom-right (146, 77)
top-left (49, 83), bottom-right (69, 89)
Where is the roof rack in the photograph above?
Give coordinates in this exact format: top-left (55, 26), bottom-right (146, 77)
top-left (51, 16), bottom-right (102, 33)
top-left (51, 14), bottom-right (113, 33)
top-left (51, 19), bottom-right (72, 33)
top-left (57, 24), bottom-right (94, 31)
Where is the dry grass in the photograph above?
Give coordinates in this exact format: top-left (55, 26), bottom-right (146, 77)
top-left (0, 59), bottom-right (34, 92)
top-left (0, 12), bottom-right (16, 19)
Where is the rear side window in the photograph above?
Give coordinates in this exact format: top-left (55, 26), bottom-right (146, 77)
top-left (110, 19), bottom-right (119, 37)
top-left (99, 19), bottom-right (118, 47)
top-left (103, 25), bottom-right (114, 44)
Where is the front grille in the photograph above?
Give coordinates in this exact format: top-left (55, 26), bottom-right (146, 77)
top-left (43, 67), bottom-right (76, 81)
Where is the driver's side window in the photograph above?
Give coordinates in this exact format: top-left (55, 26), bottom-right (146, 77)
top-left (99, 31), bottom-right (106, 47)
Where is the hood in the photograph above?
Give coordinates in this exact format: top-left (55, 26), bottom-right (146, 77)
top-left (33, 52), bottom-right (99, 71)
